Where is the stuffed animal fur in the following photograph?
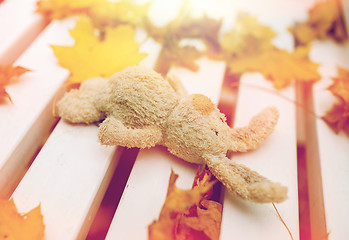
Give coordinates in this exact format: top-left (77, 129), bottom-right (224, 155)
top-left (57, 66), bottom-right (287, 203)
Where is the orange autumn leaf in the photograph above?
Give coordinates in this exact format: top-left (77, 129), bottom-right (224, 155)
top-left (51, 17), bottom-right (147, 84)
top-left (0, 199), bottom-right (45, 240)
top-left (328, 67), bottom-right (349, 103)
top-left (177, 200), bottom-right (222, 240)
top-left (322, 103), bottom-right (349, 134)
top-left (36, 0), bottom-right (97, 20)
top-left (0, 65), bottom-right (30, 103)
top-left (289, 0), bottom-right (347, 46)
top-left (323, 67), bottom-right (349, 135)
top-left (148, 169), bottom-right (222, 240)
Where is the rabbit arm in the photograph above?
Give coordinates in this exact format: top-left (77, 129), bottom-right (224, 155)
top-left (98, 117), bottom-right (162, 148)
top-left (57, 89), bottom-right (104, 124)
top-left (57, 77), bottom-right (109, 124)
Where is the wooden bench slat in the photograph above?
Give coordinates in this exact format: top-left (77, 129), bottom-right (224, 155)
top-left (0, 19), bottom-right (74, 196)
top-left (106, 59), bottom-right (226, 240)
top-left (220, 74), bottom-right (299, 240)
top-left (12, 122), bottom-right (118, 240)
top-left (218, 0), bottom-right (305, 238)
top-left (309, 40), bottom-right (349, 240)
top-left (0, 0), bottom-right (46, 64)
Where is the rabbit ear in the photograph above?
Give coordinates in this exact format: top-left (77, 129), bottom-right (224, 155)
top-left (230, 107), bottom-right (279, 152)
top-left (204, 153), bottom-right (287, 203)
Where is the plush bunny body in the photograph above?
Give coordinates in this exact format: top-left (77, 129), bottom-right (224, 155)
top-left (58, 66), bottom-right (287, 203)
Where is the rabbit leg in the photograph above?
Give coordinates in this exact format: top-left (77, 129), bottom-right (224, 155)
top-left (204, 153), bottom-right (287, 203)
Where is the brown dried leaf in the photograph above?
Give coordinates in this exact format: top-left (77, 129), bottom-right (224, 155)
top-left (289, 0), bottom-right (347, 46)
top-left (177, 200), bottom-right (222, 240)
top-left (156, 39), bottom-right (204, 74)
top-left (323, 67), bottom-right (349, 135)
top-left (322, 102), bottom-right (349, 134)
top-left (145, 3), bottom-right (222, 73)
top-left (222, 13), bottom-right (276, 56)
top-left (148, 169), bottom-right (222, 240)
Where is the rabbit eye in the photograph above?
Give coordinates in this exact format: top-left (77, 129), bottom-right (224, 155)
top-left (211, 129), bottom-right (219, 136)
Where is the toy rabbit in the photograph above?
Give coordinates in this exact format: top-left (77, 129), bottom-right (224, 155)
top-left (58, 66), bottom-right (287, 203)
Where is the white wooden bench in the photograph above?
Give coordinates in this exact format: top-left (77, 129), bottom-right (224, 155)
top-left (0, 0), bottom-right (348, 239)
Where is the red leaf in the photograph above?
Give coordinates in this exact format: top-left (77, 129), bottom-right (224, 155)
top-left (0, 65), bottom-right (30, 102)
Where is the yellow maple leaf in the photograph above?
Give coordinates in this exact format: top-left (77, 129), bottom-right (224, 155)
top-left (228, 46), bottom-right (321, 89)
top-left (222, 13), bottom-right (321, 89)
top-left (51, 17), bottom-right (147, 84)
top-left (0, 199), bottom-right (45, 240)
